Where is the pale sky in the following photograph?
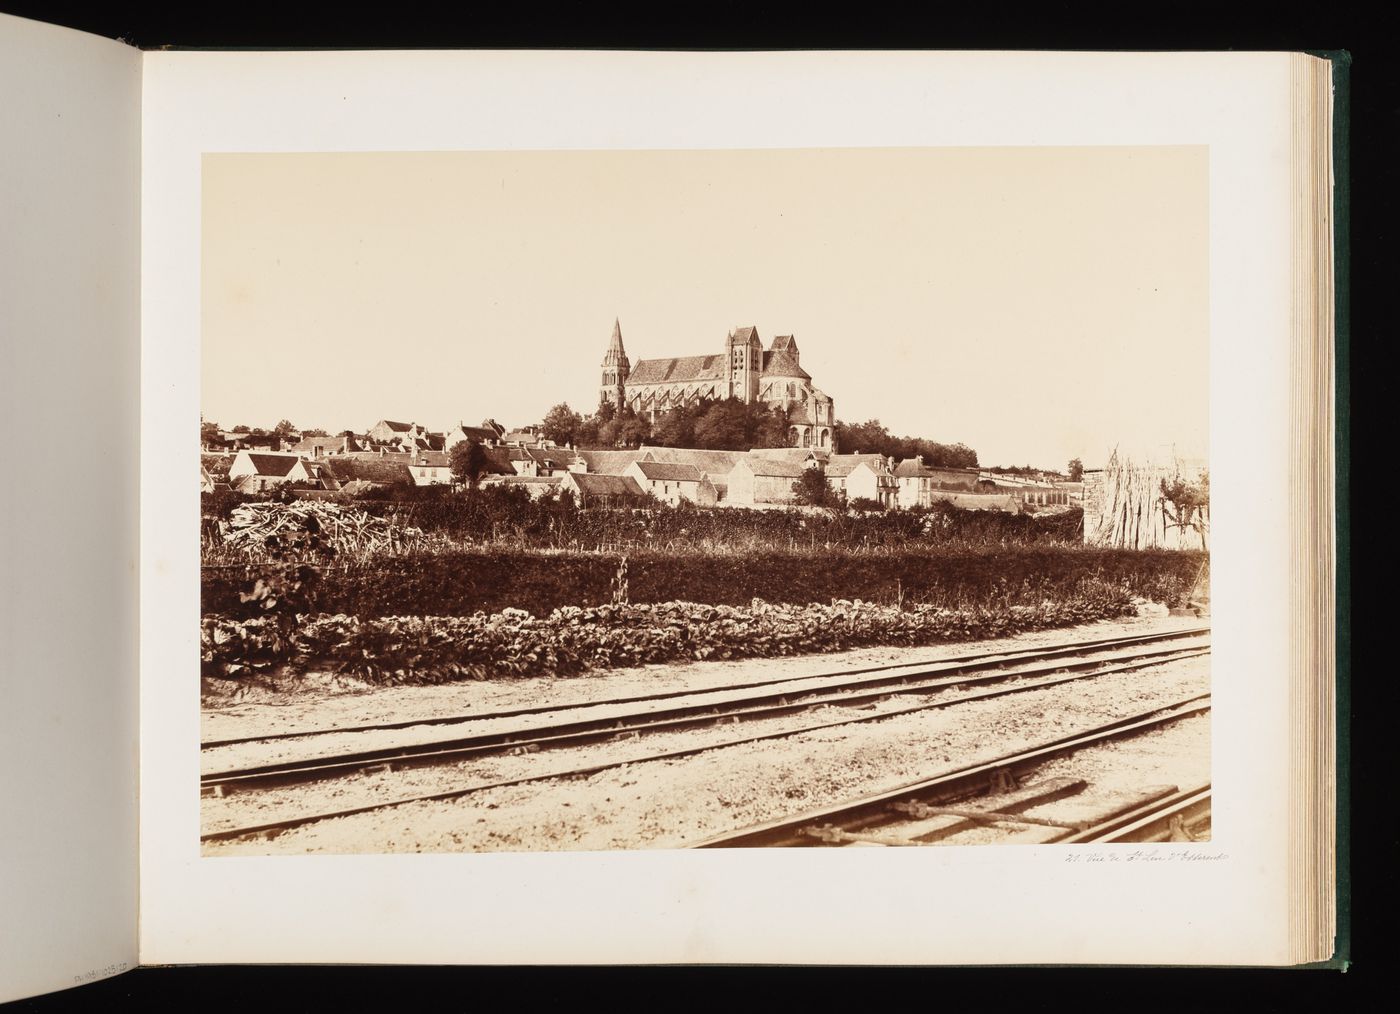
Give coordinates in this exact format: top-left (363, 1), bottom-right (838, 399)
top-left (202, 147), bottom-right (1207, 469)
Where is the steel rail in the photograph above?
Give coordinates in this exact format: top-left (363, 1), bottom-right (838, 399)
top-left (1051, 786), bottom-right (1212, 843)
top-left (202, 624), bottom-right (1210, 749)
top-left (202, 640), bottom-right (1209, 793)
top-left (203, 692), bottom-right (1209, 845)
top-left (688, 696), bottom-right (1211, 848)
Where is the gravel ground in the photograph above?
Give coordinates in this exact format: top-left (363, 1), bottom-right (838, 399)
top-left (202, 638), bottom-right (1210, 855)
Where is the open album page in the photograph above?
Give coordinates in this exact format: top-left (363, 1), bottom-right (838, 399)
top-left (0, 14), bottom-right (141, 1004)
top-left (142, 50), bottom-right (1309, 966)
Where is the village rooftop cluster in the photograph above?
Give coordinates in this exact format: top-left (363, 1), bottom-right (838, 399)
top-left (201, 416), bottom-right (1076, 512)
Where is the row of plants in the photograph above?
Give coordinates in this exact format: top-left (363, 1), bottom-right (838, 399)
top-left (201, 485), bottom-right (1084, 558)
top-left (201, 546), bottom-right (1205, 619)
top-left (201, 586), bottom-right (1141, 684)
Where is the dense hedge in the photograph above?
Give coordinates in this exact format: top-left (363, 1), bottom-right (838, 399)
top-left (203, 485), bottom-right (1084, 554)
top-left (202, 591), bottom-right (1139, 684)
top-left (202, 547), bottom-right (1205, 619)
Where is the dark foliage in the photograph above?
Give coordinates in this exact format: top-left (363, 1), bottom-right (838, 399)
top-left (203, 545), bottom-right (1205, 619)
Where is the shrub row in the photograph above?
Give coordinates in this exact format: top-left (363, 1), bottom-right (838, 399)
top-left (202, 547), bottom-right (1205, 619)
top-left (201, 588), bottom-right (1139, 684)
top-left (203, 485), bottom-right (1084, 555)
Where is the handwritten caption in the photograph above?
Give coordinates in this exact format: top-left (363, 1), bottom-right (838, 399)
top-left (1064, 848), bottom-right (1228, 864)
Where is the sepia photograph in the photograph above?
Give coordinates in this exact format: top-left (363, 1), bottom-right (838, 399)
top-left (197, 146), bottom-right (1212, 855)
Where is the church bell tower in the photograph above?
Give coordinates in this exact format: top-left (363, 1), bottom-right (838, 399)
top-left (600, 317), bottom-right (631, 411)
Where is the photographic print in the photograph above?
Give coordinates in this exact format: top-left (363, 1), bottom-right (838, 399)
top-left (198, 146), bottom-right (1211, 855)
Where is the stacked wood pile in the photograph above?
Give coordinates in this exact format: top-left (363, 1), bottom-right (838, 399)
top-left (1083, 450), bottom-right (1209, 551)
top-left (224, 501), bottom-right (424, 558)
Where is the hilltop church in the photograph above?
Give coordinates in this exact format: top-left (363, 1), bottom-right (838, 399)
top-left (599, 319), bottom-right (836, 449)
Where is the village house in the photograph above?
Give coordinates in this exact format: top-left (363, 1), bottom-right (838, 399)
top-left (558, 471), bottom-right (649, 508)
top-left (226, 451), bottom-right (301, 492)
top-left (893, 457), bottom-right (983, 509)
top-left (623, 460), bottom-right (718, 506)
top-left (227, 450), bottom-right (346, 493)
top-left (723, 455), bottom-right (809, 506)
top-left (443, 420), bottom-right (505, 451)
top-left (406, 451), bottom-right (452, 486)
top-left (825, 453), bottom-right (898, 508)
top-left (367, 419), bottom-right (415, 445)
top-left (322, 456), bottom-right (414, 490)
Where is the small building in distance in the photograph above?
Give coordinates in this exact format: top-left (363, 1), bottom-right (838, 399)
top-left (893, 457), bottom-right (982, 509)
top-left (559, 471), bottom-right (650, 508)
top-left (624, 459), bottom-right (718, 506)
top-left (825, 453), bottom-right (898, 508)
top-left (443, 420), bottom-right (506, 451)
top-left (723, 455), bottom-right (809, 506)
top-left (227, 450), bottom-right (302, 493)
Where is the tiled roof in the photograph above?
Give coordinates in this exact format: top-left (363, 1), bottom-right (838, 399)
top-left (760, 349), bottom-right (810, 380)
top-left (565, 473), bottom-right (647, 497)
top-left (731, 326), bottom-right (759, 343)
top-left (574, 449), bottom-right (646, 475)
top-left (324, 458), bottom-right (414, 485)
top-left (893, 459), bottom-right (981, 480)
top-left (244, 453), bottom-right (300, 477)
top-left (640, 447), bottom-right (746, 475)
top-left (749, 447), bottom-right (822, 464)
top-left (738, 456), bottom-right (807, 478)
top-left (526, 446), bottom-right (581, 467)
top-left (769, 334), bottom-right (797, 353)
top-left (824, 454), bottom-right (887, 478)
top-left (480, 447), bottom-right (523, 475)
top-left (627, 354), bottom-right (726, 385)
top-left (632, 460), bottom-right (705, 482)
top-left (412, 451), bottom-right (451, 468)
top-left (285, 436), bottom-right (339, 456)
top-left (377, 419), bottom-right (413, 433)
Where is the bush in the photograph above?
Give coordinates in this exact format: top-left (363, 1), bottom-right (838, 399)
top-left (202, 546), bottom-right (1205, 619)
top-left (201, 587), bottom-right (1140, 684)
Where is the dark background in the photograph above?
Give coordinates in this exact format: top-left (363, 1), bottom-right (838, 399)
top-left (0, 2), bottom-right (1376, 1009)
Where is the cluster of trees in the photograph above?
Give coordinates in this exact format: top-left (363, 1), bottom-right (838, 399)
top-left (831, 420), bottom-right (978, 468)
top-left (202, 419), bottom-right (328, 444)
top-left (539, 398), bottom-right (792, 452)
top-left (537, 400), bottom-right (983, 465)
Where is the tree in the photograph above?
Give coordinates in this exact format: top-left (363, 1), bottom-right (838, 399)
top-left (273, 419), bottom-right (298, 440)
top-left (450, 439), bottom-right (491, 489)
top-left (790, 467), bottom-right (836, 507)
top-left (540, 403), bottom-right (583, 446)
top-left (755, 405), bottom-right (792, 449)
top-left (200, 419), bottom-right (221, 446)
top-left (1067, 457), bottom-right (1084, 482)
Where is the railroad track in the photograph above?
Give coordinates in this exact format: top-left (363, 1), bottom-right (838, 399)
top-left (202, 625), bottom-right (1209, 795)
top-left (690, 697), bottom-right (1211, 847)
top-left (202, 629), bottom-right (1209, 845)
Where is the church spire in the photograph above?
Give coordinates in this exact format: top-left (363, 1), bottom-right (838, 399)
top-left (600, 317), bottom-right (631, 412)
